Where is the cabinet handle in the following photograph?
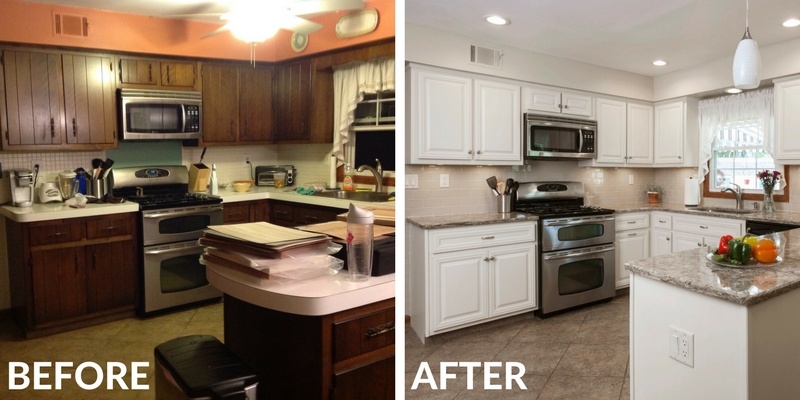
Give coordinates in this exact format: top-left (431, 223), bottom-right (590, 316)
top-left (697, 242), bottom-right (703, 247)
top-left (365, 321), bottom-right (395, 338)
top-left (72, 118), bottom-right (77, 137)
top-left (627, 221), bottom-right (637, 224)
top-left (166, 64), bottom-right (170, 84)
top-left (306, 216), bottom-right (319, 222)
top-left (484, 256), bottom-right (490, 262)
top-left (489, 256), bottom-right (495, 261)
top-left (699, 225), bottom-right (709, 229)
top-left (659, 219), bottom-right (667, 223)
top-left (481, 236), bottom-right (495, 240)
top-left (148, 63), bottom-right (152, 82)
top-left (48, 232), bottom-right (64, 237)
top-left (118, 59), bottom-right (123, 82)
top-left (50, 118), bottom-right (55, 138)
top-left (628, 233), bottom-right (637, 236)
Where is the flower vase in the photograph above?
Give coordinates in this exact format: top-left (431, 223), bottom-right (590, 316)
top-left (763, 187), bottom-right (776, 213)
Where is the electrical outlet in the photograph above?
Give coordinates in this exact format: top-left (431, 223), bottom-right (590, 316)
top-left (406, 174), bottom-right (419, 189)
top-left (244, 154), bottom-right (250, 164)
top-left (628, 174), bottom-right (634, 185)
top-left (32, 160), bottom-right (42, 170)
top-left (439, 174), bottom-right (450, 188)
top-left (669, 325), bottom-right (695, 367)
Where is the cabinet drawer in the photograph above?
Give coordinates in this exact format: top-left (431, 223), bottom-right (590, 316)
top-left (672, 215), bottom-right (744, 237)
top-left (86, 214), bottom-right (133, 239)
top-left (270, 202), bottom-right (294, 226)
top-left (29, 220), bottom-right (84, 246)
top-left (333, 307), bottom-right (395, 362)
top-left (651, 212), bottom-right (672, 230)
top-left (223, 202), bottom-right (251, 224)
top-left (430, 222), bottom-right (536, 253)
top-left (616, 212), bottom-right (650, 232)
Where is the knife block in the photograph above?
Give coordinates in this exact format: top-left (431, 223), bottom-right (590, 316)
top-left (189, 164), bottom-right (210, 192)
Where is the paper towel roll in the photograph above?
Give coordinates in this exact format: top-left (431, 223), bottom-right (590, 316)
top-left (684, 177), bottom-right (700, 206)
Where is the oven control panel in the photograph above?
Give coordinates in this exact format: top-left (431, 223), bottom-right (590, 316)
top-left (135, 168), bottom-right (171, 178)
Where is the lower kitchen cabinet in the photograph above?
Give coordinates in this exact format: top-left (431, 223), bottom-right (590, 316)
top-left (223, 295), bottom-right (394, 399)
top-left (223, 200), bottom-right (269, 224)
top-left (6, 213), bottom-right (138, 337)
top-left (615, 212), bottom-right (650, 289)
top-left (269, 200), bottom-right (346, 227)
top-left (408, 221), bottom-right (537, 343)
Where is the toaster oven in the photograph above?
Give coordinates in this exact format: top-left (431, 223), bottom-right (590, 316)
top-left (255, 165), bottom-right (296, 187)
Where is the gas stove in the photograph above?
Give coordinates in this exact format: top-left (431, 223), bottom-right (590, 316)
top-left (126, 192), bottom-right (221, 210)
top-left (109, 165), bottom-right (222, 210)
top-left (514, 181), bottom-right (613, 218)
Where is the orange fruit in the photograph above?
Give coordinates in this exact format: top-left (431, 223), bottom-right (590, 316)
top-left (752, 238), bottom-right (779, 263)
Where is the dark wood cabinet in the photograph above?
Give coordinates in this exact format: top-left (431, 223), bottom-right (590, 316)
top-left (268, 200), bottom-right (345, 227)
top-left (118, 57), bottom-right (197, 90)
top-left (275, 60), bottom-right (311, 142)
top-left (201, 63), bottom-right (239, 144)
top-left (62, 54), bottom-right (116, 145)
top-left (7, 213), bottom-right (138, 338)
top-left (238, 65), bottom-right (275, 143)
top-left (224, 295), bottom-right (394, 400)
top-left (223, 200), bottom-right (269, 224)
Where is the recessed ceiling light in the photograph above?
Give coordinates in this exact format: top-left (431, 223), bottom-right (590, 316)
top-left (725, 87), bottom-right (743, 94)
top-left (783, 18), bottom-right (800, 28)
top-left (485, 14), bottom-right (510, 26)
top-left (652, 60), bottom-right (668, 66)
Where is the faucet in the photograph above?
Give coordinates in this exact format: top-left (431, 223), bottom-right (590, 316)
top-left (356, 158), bottom-right (384, 193)
top-left (721, 183), bottom-right (743, 209)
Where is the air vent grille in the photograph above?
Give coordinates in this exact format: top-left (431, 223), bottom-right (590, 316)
top-left (54, 13), bottom-right (88, 38)
top-left (470, 44), bottom-right (503, 68)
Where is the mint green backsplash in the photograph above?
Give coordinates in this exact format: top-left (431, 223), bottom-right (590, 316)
top-left (105, 141), bottom-right (183, 167)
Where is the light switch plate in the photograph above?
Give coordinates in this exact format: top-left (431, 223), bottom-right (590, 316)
top-left (439, 174), bottom-right (450, 188)
top-left (406, 174), bottom-right (419, 189)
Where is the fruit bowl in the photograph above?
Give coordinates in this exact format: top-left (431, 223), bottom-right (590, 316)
top-left (707, 232), bottom-right (785, 269)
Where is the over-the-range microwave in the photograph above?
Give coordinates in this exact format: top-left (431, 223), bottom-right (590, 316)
top-left (524, 113), bottom-right (597, 160)
top-left (119, 89), bottom-right (201, 140)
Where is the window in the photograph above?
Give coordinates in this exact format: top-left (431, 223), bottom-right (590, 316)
top-left (347, 91), bottom-right (396, 171)
top-left (710, 121), bottom-right (780, 193)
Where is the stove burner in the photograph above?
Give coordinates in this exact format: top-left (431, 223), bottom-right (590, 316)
top-left (130, 192), bottom-right (221, 210)
top-left (515, 204), bottom-right (613, 218)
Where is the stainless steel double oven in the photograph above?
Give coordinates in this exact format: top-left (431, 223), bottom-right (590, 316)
top-left (515, 182), bottom-right (616, 316)
top-left (110, 166), bottom-right (223, 315)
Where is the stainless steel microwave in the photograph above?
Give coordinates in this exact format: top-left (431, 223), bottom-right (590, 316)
top-left (119, 89), bottom-right (201, 140)
top-left (524, 113), bottom-right (597, 159)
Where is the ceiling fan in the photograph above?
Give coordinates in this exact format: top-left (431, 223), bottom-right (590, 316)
top-left (171, 0), bottom-right (365, 43)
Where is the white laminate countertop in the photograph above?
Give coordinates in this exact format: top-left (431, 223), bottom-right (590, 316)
top-left (0, 186), bottom-right (394, 223)
top-left (206, 260), bottom-right (394, 316)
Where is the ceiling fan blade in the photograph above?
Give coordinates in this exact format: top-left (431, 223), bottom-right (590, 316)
top-left (289, 0), bottom-right (364, 16)
top-left (165, 13), bottom-right (225, 21)
top-left (202, 23), bottom-right (231, 39)
top-left (279, 15), bottom-right (323, 34)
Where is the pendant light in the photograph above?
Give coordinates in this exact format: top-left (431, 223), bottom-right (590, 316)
top-left (732, 0), bottom-right (762, 89)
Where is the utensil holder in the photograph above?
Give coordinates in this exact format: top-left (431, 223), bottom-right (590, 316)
top-left (189, 164), bottom-right (210, 192)
top-left (497, 194), bottom-right (512, 213)
top-left (92, 178), bottom-right (106, 198)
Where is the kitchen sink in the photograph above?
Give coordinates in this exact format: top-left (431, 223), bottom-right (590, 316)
top-left (689, 207), bottom-right (756, 215)
top-left (313, 190), bottom-right (393, 202)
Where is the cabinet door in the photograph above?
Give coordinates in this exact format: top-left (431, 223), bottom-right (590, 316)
top-left (201, 64), bottom-right (238, 144)
top-left (774, 78), bottom-right (800, 162)
top-left (409, 68), bottom-right (473, 163)
top-left (332, 356), bottom-right (393, 400)
top-left (118, 58), bottom-right (157, 85)
top-left (473, 79), bottom-right (521, 164)
top-left (275, 61), bottom-right (310, 142)
top-left (1, 50), bottom-right (65, 147)
top-left (308, 55), bottom-right (334, 143)
top-left (86, 241), bottom-right (136, 313)
top-left (626, 103), bottom-right (654, 165)
top-left (672, 232), bottom-right (705, 252)
top-left (62, 54), bottom-right (116, 145)
top-left (160, 61), bottom-right (196, 88)
top-left (595, 98), bottom-right (627, 164)
top-left (616, 229), bottom-right (649, 288)
top-left (654, 101), bottom-right (685, 165)
top-left (561, 92), bottom-right (593, 117)
top-left (430, 248), bottom-right (488, 332)
top-left (31, 247), bottom-right (86, 324)
top-left (488, 243), bottom-right (536, 315)
top-left (523, 86), bottom-right (562, 114)
top-left (223, 202), bottom-right (252, 224)
top-left (651, 229), bottom-right (673, 257)
top-left (239, 65), bottom-right (275, 142)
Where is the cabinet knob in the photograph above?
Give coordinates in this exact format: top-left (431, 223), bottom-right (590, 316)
top-left (467, 150), bottom-right (473, 155)
top-left (666, 237), bottom-right (671, 241)
top-left (564, 104), bottom-right (569, 109)
top-left (697, 243), bottom-right (703, 247)
top-left (489, 256), bottom-right (495, 261)
top-left (483, 256), bottom-right (490, 262)
top-left (476, 150), bottom-right (482, 155)
top-left (678, 156), bottom-right (682, 159)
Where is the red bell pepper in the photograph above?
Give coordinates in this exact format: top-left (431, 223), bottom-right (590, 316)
top-left (717, 235), bottom-right (733, 255)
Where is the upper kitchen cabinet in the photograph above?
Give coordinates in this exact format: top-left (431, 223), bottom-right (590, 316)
top-left (118, 57), bottom-right (198, 90)
top-left (0, 49), bottom-right (117, 151)
top-left (407, 64), bottom-right (522, 165)
top-left (581, 98), bottom-right (652, 166)
top-left (522, 86), bottom-right (593, 118)
top-left (274, 59), bottom-right (312, 142)
top-left (653, 98), bottom-right (699, 167)
top-left (773, 75), bottom-right (800, 163)
top-left (200, 63), bottom-right (275, 145)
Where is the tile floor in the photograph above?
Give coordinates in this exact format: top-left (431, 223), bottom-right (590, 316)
top-left (0, 301), bottom-right (224, 400)
top-left (405, 293), bottom-right (630, 400)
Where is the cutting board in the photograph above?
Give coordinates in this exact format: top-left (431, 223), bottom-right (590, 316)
top-left (336, 207), bottom-right (395, 226)
top-left (298, 221), bottom-right (395, 241)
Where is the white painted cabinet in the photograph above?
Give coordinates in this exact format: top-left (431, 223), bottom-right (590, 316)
top-left (656, 212), bottom-right (744, 253)
top-left (654, 98), bottom-right (699, 167)
top-left (582, 98), bottom-right (653, 166)
top-left (522, 86), bottom-right (592, 117)
top-left (650, 212), bottom-right (673, 257)
top-left (773, 75), bottom-right (800, 163)
top-left (615, 212), bottom-right (650, 289)
top-left (408, 221), bottom-right (538, 343)
top-left (407, 64), bottom-right (521, 165)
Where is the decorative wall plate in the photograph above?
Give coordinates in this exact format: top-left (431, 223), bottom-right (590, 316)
top-left (291, 32), bottom-right (308, 52)
top-left (335, 8), bottom-right (378, 38)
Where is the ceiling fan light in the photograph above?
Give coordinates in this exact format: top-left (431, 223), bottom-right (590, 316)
top-left (732, 33), bottom-right (762, 89)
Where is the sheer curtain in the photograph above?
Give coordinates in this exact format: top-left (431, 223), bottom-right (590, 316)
top-left (331, 56), bottom-right (395, 163)
top-left (697, 88), bottom-right (773, 183)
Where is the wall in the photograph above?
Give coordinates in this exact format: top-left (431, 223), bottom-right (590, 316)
top-left (0, 0), bottom-right (394, 63)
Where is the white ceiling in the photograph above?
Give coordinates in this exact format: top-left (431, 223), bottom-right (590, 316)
top-left (405, 0), bottom-right (800, 77)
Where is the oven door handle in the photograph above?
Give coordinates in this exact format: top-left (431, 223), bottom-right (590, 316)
top-left (543, 245), bottom-right (614, 260)
top-left (544, 216), bottom-right (615, 226)
top-left (143, 207), bottom-right (224, 219)
top-left (144, 246), bottom-right (200, 255)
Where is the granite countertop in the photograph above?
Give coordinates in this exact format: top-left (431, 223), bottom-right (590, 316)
top-left (605, 202), bottom-right (800, 225)
top-left (406, 212), bottom-right (538, 229)
top-left (626, 228), bottom-right (800, 306)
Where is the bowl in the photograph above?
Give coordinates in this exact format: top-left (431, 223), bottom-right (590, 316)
top-left (232, 180), bottom-right (254, 193)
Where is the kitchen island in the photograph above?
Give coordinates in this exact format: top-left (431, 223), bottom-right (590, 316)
top-left (205, 259), bottom-right (395, 399)
top-left (626, 228), bottom-right (800, 399)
